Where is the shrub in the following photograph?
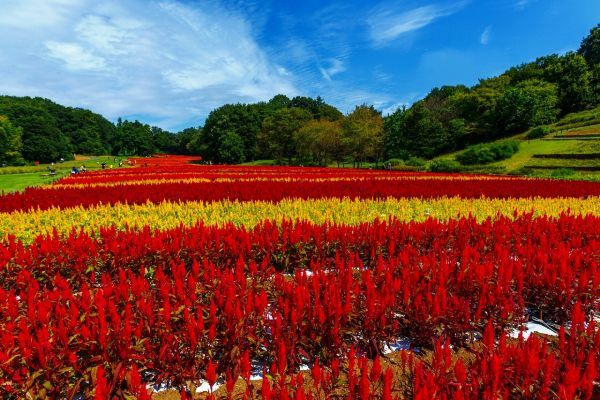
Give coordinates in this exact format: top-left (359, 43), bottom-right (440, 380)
top-left (385, 158), bottom-right (405, 166)
top-left (428, 159), bottom-right (462, 172)
top-left (456, 140), bottom-right (520, 165)
top-left (405, 156), bottom-right (426, 167)
top-left (526, 126), bottom-right (551, 139)
top-left (550, 168), bottom-right (576, 178)
top-left (508, 167), bottom-right (533, 176)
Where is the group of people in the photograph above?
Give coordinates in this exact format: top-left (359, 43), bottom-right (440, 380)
top-left (42, 157), bottom-right (131, 176)
top-left (70, 165), bottom-right (87, 175)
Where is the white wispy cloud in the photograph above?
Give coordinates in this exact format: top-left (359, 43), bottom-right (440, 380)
top-left (480, 26), bottom-right (491, 45)
top-left (367, 1), bottom-right (467, 46)
top-left (514, 0), bottom-right (531, 10)
top-left (319, 59), bottom-right (346, 81)
top-left (0, 0), bottom-right (297, 130)
top-left (0, 0), bottom-right (83, 28)
top-left (45, 41), bottom-right (108, 71)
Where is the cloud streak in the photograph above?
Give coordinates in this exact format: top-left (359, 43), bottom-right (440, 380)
top-left (480, 26), bottom-right (491, 45)
top-left (319, 59), bottom-right (346, 81)
top-left (367, 1), bottom-right (467, 46)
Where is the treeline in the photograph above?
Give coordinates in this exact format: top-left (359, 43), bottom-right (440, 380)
top-left (191, 95), bottom-right (383, 166)
top-left (0, 24), bottom-right (598, 166)
top-left (0, 96), bottom-right (189, 164)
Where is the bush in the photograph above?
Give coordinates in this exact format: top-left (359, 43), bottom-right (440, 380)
top-left (526, 126), bottom-right (551, 139)
top-left (385, 158), bottom-right (405, 166)
top-left (405, 156), bottom-right (426, 167)
top-left (550, 168), bottom-right (576, 178)
top-left (456, 140), bottom-right (520, 165)
top-left (428, 159), bottom-right (462, 172)
top-left (508, 167), bottom-right (533, 176)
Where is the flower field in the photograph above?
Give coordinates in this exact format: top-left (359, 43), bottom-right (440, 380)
top-left (0, 155), bottom-right (599, 399)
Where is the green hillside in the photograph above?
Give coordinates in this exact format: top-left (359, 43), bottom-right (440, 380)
top-left (431, 107), bottom-right (600, 180)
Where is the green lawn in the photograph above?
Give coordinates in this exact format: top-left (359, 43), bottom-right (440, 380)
top-left (0, 155), bottom-right (125, 175)
top-left (240, 159), bottom-right (277, 166)
top-left (0, 172), bottom-right (63, 193)
top-left (0, 155), bottom-right (132, 193)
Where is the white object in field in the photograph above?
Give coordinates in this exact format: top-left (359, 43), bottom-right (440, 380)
top-left (510, 321), bottom-right (558, 340)
top-left (382, 338), bottom-right (412, 354)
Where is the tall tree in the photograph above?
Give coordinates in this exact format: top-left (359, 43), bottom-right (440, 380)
top-left (218, 131), bottom-right (245, 164)
top-left (578, 24), bottom-right (600, 66)
top-left (259, 107), bottom-right (312, 164)
top-left (0, 116), bottom-right (24, 165)
top-left (383, 106), bottom-right (408, 159)
top-left (202, 103), bottom-right (265, 162)
top-left (113, 119), bottom-right (155, 156)
top-left (294, 119), bottom-right (345, 166)
top-left (494, 80), bottom-right (558, 133)
top-left (343, 105), bottom-right (384, 166)
top-left (547, 53), bottom-right (592, 113)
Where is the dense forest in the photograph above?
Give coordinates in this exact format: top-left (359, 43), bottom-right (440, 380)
top-left (0, 24), bottom-right (598, 166)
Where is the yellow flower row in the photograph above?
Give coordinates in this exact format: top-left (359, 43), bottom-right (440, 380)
top-left (1, 197), bottom-right (598, 243)
top-left (50, 175), bottom-right (531, 189)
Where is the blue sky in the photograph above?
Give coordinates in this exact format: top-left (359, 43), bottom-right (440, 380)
top-left (0, 0), bottom-right (598, 131)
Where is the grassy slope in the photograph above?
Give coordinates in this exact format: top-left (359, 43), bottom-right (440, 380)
top-left (432, 108), bottom-right (600, 180)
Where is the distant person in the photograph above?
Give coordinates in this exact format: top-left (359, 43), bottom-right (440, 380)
top-left (80, 165), bottom-right (87, 172)
top-left (101, 162), bottom-right (106, 170)
top-left (71, 166), bottom-right (79, 175)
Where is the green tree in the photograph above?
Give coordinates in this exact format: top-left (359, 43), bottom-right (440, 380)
top-left (494, 80), bottom-right (558, 133)
top-left (449, 86), bottom-right (503, 138)
top-left (178, 127), bottom-right (204, 155)
top-left (267, 94), bottom-right (291, 110)
top-left (289, 96), bottom-right (343, 121)
top-left (591, 63), bottom-right (600, 105)
top-left (547, 53), bottom-right (592, 113)
top-left (383, 106), bottom-right (408, 159)
top-left (578, 24), bottom-right (600, 66)
top-left (62, 108), bottom-right (111, 155)
top-left (259, 107), bottom-right (312, 164)
top-left (9, 107), bottom-right (73, 163)
top-left (294, 119), bottom-right (345, 165)
top-left (0, 96), bottom-right (115, 159)
top-left (385, 102), bottom-right (451, 159)
top-left (0, 116), bottom-right (24, 165)
top-left (151, 126), bottom-right (180, 154)
top-left (218, 131), bottom-right (245, 164)
top-left (113, 119), bottom-right (155, 156)
top-left (342, 105), bottom-right (384, 166)
top-left (202, 103), bottom-right (265, 162)
top-left (404, 103), bottom-right (448, 159)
